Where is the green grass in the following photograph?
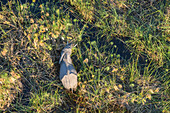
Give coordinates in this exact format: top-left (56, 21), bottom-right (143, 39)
top-left (0, 0), bottom-right (169, 112)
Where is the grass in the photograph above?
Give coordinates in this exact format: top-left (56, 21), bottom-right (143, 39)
top-left (0, 0), bottom-right (169, 112)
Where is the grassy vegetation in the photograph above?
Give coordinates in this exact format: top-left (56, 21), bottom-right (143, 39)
top-left (0, 0), bottom-right (169, 112)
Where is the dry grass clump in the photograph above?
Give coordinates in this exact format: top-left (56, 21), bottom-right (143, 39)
top-left (64, 0), bottom-right (95, 21)
top-left (0, 70), bottom-right (22, 110)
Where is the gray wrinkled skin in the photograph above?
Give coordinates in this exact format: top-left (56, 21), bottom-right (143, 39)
top-left (59, 43), bottom-right (77, 91)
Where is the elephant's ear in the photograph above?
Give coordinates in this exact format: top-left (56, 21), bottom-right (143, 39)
top-left (59, 52), bottom-right (66, 64)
